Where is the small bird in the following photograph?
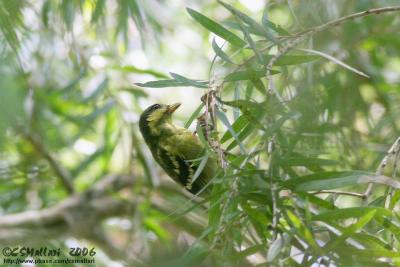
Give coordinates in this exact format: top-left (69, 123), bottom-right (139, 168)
top-left (139, 103), bottom-right (217, 195)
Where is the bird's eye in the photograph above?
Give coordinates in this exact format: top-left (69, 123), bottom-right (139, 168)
top-left (152, 104), bottom-right (161, 110)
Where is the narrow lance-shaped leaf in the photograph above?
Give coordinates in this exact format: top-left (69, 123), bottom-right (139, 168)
top-left (286, 210), bottom-right (320, 251)
top-left (262, 8), bottom-right (291, 35)
top-left (299, 48), bottom-right (370, 78)
top-left (312, 207), bottom-right (391, 222)
top-left (83, 77), bottom-right (109, 102)
top-left (187, 8), bottom-right (246, 48)
top-left (221, 115), bottom-right (248, 143)
top-left (136, 79), bottom-right (187, 88)
top-left (219, 1), bottom-right (278, 44)
top-left (323, 210), bottom-right (377, 253)
top-left (170, 72), bottom-right (208, 88)
top-left (283, 171), bottom-right (400, 192)
top-left (136, 73), bottom-right (208, 88)
top-left (185, 103), bottom-right (204, 129)
top-left (263, 54), bottom-right (319, 66)
top-left (215, 109), bottom-right (246, 153)
top-left (224, 69), bottom-right (279, 82)
top-left (191, 154), bottom-right (209, 185)
top-left (115, 65), bottom-right (168, 78)
top-left (233, 13), bottom-right (264, 65)
top-left (212, 38), bottom-right (233, 64)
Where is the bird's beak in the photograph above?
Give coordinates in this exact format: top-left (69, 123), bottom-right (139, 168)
top-left (167, 103), bottom-right (181, 113)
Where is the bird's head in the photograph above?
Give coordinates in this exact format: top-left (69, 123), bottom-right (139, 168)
top-left (139, 103), bottom-right (181, 138)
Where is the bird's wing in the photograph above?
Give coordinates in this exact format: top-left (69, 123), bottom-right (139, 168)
top-left (168, 129), bottom-right (217, 194)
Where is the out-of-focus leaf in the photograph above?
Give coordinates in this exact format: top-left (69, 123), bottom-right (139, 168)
top-left (91, 0), bottom-right (105, 23)
top-left (262, 8), bottom-right (291, 35)
top-left (41, 0), bottom-right (51, 27)
top-left (299, 48), bottom-right (370, 78)
top-left (0, 74), bottom-right (24, 147)
top-left (215, 109), bottom-right (246, 153)
top-left (83, 77), bottom-right (109, 102)
top-left (136, 73), bottom-right (208, 89)
top-left (276, 157), bottom-right (337, 167)
top-left (313, 207), bottom-right (390, 221)
top-left (224, 69), bottom-right (279, 82)
top-left (184, 103), bottom-right (204, 129)
top-left (284, 171), bottom-right (400, 192)
top-left (71, 147), bottom-right (105, 177)
top-left (218, 1), bottom-right (277, 44)
top-left (0, 2), bottom-right (22, 53)
top-left (136, 79), bottom-right (207, 88)
top-left (115, 65), bottom-right (168, 78)
top-left (60, 0), bottom-right (75, 30)
top-left (263, 54), bottom-right (319, 66)
top-left (82, 100), bottom-right (115, 123)
top-left (233, 245), bottom-right (265, 261)
top-left (59, 69), bottom-right (87, 94)
top-left (170, 72), bottom-right (208, 88)
top-left (136, 79), bottom-right (186, 88)
top-left (323, 210), bottom-right (377, 254)
top-left (221, 115), bottom-right (248, 143)
top-left (286, 210), bottom-right (320, 251)
top-left (267, 233), bottom-right (290, 262)
top-left (191, 154), bottom-right (209, 185)
top-left (226, 123), bottom-right (255, 151)
top-left (187, 8), bottom-right (246, 48)
top-left (120, 87), bottom-right (148, 98)
top-left (212, 38), bottom-right (233, 64)
top-left (233, 12), bottom-right (264, 64)
top-left (127, 0), bottom-right (144, 28)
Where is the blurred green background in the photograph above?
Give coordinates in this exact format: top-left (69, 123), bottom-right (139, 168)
top-left (1, 0), bottom-right (400, 266)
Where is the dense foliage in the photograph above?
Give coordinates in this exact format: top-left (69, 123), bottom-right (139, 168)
top-left (1, 1), bottom-right (400, 266)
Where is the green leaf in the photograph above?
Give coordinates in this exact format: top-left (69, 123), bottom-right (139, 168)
top-left (323, 210), bottom-right (377, 254)
top-left (41, 0), bottom-right (51, 27)
top-left (170, 72), bottom-right (209, 88)
top-left (224, 69), bottom-right (279, 82)
top-left (212, 38), bottom-right (233, 64)
top-left (215, 109), bottom-right (246, 153)
top-left (191, 154), bottom-right (209, 185)
top-left (218, 1), bottom-right (277, 44)
top-left (120, 87), bottom-right (148, 98)
top-left (233, 13), bottom-right (264, 64)
top-left (115, 65), bottom-right (168, 78)
top-left (83, 77), bottom-right (109, 102)
top-left (299, 48), bottom-right (370, 78)
top-left (263, 54), bottom-right (319, 66)
top-left (136, 79), bottom-right (186, 88)
top-left (283, 171), bottom-right (400, 192)
top-left (127, 0), bottom-right (144, 28)
top-left (313, 207), bottom-right (390, 221)
top-left (226, 123), bottom-right (254, 151)
top-left (91, 0), bottom-right (105, 23)
top-left (186, 8), bottom-right (246, 48)
top-left (286, 210), bottom-right (320, 251)
top-left (136, 78), bottom-right (208, 89)
top-left (185, 103), bottom-right (204, 129)
top-left (221, 115), bottom-right (248, 143)
top-left (276, 157), bottom-right (338, 167)
top-left (267, 234), bottom-right (290, 262)
top-left (262, 9), bottom-right (291, 35)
